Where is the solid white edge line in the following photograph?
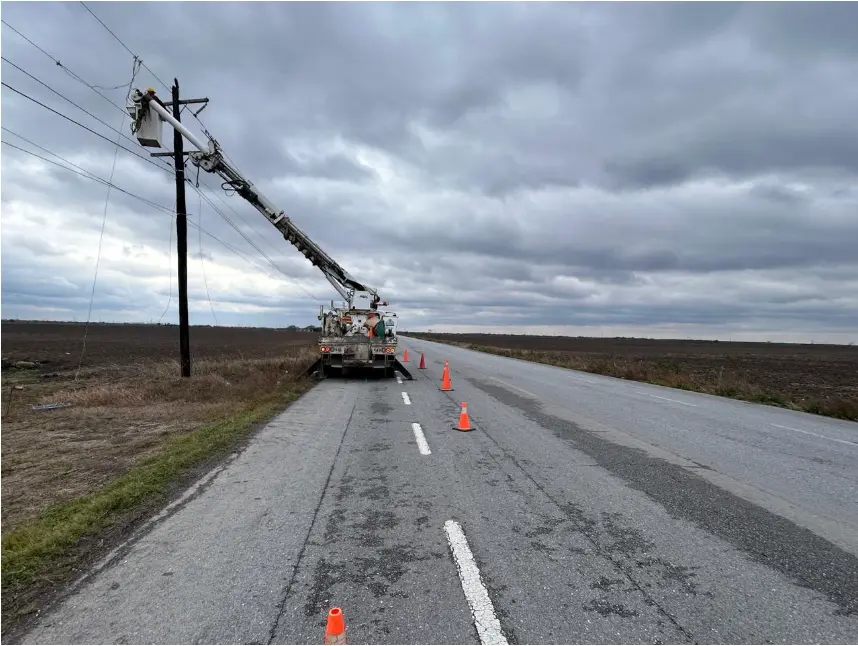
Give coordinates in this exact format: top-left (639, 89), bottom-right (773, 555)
top-left (402, 392), bottom-right (411, 405)
top-left (644, 393), bottom-right (698, 407)
top-left (444, 520), bottom-right (508, 645)
top-left (411, 422), bottom-right (431, 455)
top-left (770, 423), bottom-right (858, 447)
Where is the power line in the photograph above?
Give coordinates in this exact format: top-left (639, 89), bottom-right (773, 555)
top-left (78, 2), bottom-right (135, 57)
top-left (1, 138), bottom-right (174, 215)
top-left (159, 219), bottom-right (174, 324)
top-left (76, 100), bottom-right (130, 377)
top-left (76, 55), bottom-right (141, 379)
top-left (195, 174), bottom-right (299, 264)
top-left (5, 12), bottom-right (324, 304)
top-left (194, 177), bottom-right (294, 267)
top-left (186, 180), bottom-right (320, 301)
top-left (197, 190), bottom-right (220, 325)
top-left (1, 81), bottom-right (175, 176)
top-left (1, 19), bottom-right (132, 117)
top-left (67, 1), bottom-right (294, 275)
top-left (1, 70), bottom-right (289, 275)
top-left (3, 65), bottom-right (307, 290)
top-left (1, 138), bottom-right (288, 282)
top-left (0, 56), bottom-right (162, 168)
top-left (78, 1), bottom-right (171, 93)
top-left (3, 127), bottom-right (111, 181)
top-left (1, 136), bottom-right (289, 285)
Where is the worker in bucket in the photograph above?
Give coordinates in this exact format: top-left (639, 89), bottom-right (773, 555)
top-left (364, 312), bottom-right (386, 338)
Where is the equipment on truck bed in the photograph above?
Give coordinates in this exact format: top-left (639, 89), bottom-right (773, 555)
top-left (127, 87), bottom-right (411, 380)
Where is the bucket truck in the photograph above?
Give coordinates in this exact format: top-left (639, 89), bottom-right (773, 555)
top-left (126, 87), bottom-right (412, 379)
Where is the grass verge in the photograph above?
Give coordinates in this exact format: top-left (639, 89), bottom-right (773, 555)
top-left (430, 341), bottom-right (858, 422)
top-left (1, 384), bottom-right (311, 588)
top-left (1, 351), bottom-right (316, 639)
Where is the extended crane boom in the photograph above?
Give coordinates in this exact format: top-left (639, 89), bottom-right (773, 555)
top-left (127, 88), bottom-right (378, 308)
top-left (127, 86), bottom-right (410, 379)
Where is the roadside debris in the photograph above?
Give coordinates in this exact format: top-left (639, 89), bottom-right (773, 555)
top-left (30, 403), bottom-right (72, 412)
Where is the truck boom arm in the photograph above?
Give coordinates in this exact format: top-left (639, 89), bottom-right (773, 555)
top-left (128, 88), bottom-right (377, 306)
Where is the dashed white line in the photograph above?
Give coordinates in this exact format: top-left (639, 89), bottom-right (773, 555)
top-left (396, 374), bottom-right (403, 384)
top-left (411, 423), bottom-right (431, 455)
top-left (642, 392), bottom-right (698, 407)
top-left (401, 392), bottom-right (411, 405)
top-left (444, 520), bottom-right (508, 645)
top-left (770, 423), bottom-right (858, 447)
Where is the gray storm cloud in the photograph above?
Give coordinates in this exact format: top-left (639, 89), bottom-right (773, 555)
top-left (1, 2), bottom-right (857, 342)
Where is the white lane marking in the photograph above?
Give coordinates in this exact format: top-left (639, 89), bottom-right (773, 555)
top-left (770, 423), bottom-right (858, 447)
top-left (489, 376), bottom-right (539, 399)
top-left (444, 520), bottom-right (508, 645)
top-left (396, 374), bottom-right (403, 384)
top-left (568, 374), bottom-right (597, 384)
top-left (641, 392), bottom-right (698, 407)
top-left (401, 392), bottom-right (411, 405)
top-left (411, 423), bottom-right (431, 455)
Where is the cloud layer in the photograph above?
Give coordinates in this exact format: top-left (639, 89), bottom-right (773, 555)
top-left (2, 3), bottom-right (857, 342)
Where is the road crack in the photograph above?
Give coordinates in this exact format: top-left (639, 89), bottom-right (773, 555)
top-left (264, 399), bottom-right (358, 644)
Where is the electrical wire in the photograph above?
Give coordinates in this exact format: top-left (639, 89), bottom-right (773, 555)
top-left (195, 174), bottom-right (299, 264)
top-left (8, 9), bottom-right (325, 307)
top-left (1, 138), bottom-right (290, 283)
top-left (66, 2), bottom-right (302, 288)
top-left (1, 56), bottom-right (163, 168)
top-left (75, 55), bottom-right (141, 380)
top-left (0, 56), bottom-right (236, 257)
top-left (197, 189), bottom-right (220, 325)
top-left (186, 180), bottom-right (321, 301)
top-left (193, 180), bottom-right (289, 270)
top-left (1, 19), bottom-right (134, 117)
top-left (3, 68), bottom-right (313, 294)
top-left (1, 138), bottom-right (174, 215)
top-left (158, 219), bottom-right (174, 324)
top-left (78, 1), bottom-right (172, 93)
top-left (1, 81), bottom-right (175, 176)
top-left (0, 91), bottom-right (318, 300)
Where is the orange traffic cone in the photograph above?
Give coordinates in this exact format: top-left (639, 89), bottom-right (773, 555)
top-left (419, 353), bottom-right (426, 369)
top-left (325, 607), bottom-right (347, 644)
top-left (403, 348), bottom-right (409, 362)
top-left (440, 360), bottom-right (453, 391)
top-left (454, 402), bottom-right (474, 431)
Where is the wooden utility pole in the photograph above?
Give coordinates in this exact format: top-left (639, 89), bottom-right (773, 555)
top-left (147, 83), bottom-right (209, 378)
top-left (172, 79), bottom-right (191, 378)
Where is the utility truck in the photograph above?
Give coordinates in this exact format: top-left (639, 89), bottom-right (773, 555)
top-left (127, 87), bottom-right (412, 379)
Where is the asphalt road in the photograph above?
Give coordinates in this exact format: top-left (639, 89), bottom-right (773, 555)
top-left (23, 336), bottom-right (858, 644)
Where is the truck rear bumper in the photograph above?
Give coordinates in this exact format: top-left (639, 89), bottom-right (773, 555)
top-left (322, 354), bottom-right (394, 368)
top-left (305, 355), bottom-right (412, 379)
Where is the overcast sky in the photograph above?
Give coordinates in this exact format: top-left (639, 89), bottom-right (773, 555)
top-left (2, 2), bottom-right (857, 343)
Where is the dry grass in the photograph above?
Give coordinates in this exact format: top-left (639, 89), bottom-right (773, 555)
top-left (1, 345), bottom-right (317, 636)
top-left (2, 349), bottom-right (317, 532)
top-left (445, 342), bottom-right (858, 421)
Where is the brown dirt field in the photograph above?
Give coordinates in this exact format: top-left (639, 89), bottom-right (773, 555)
top-left (1, 321), bottom-right (319, 532)
top-left (1, 321), bottom-right (318, 370)
top-left (410, 333), bottom-right (858, 420)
